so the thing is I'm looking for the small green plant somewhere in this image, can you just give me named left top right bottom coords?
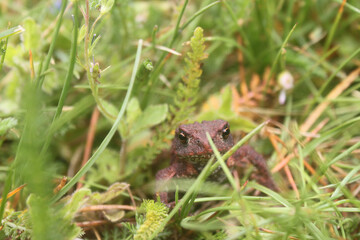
left=170, top=26, right=207, bottom=124
left=133, top=200, right=169, bottom=240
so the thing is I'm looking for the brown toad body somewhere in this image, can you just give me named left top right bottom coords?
left=156, top=119, right=278, bottom=203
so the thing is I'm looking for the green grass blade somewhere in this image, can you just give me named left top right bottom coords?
left=206, top=132, right=237, bottom=190
left=180, top=1, right=221, bottom=30
left=51, top=39, right=143, bottom=203
left=248, top=182, right=292, bottom=208
left=0, top=169, right=13, bottom=223
left=36, top=0, right=68, bottom=89
left=331, top=165, right=360, bottom=199
left=325, top=141, right=360, bottom=171
left=332, top=0, right=360, bottom=14
left=53, top=2, right=79, bottom=120
left=0, top=25, right=25, bottom=40
left=264, top=23, right=297, bottom=90
left=318, top=47, right=360, bottom=96
left=323, top=0, right=345, bottom=52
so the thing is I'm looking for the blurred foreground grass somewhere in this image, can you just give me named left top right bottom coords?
left=0, top=0, right=360, bottom=239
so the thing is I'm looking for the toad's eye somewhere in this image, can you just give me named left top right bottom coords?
left=178, top=131, right=188, bottom=144
left=222, top=126, right=230, bottom=139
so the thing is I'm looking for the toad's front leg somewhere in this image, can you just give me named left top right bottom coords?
left=228, top=145, right=278, bottom=191
left=156, top=161, right=198, bottom=204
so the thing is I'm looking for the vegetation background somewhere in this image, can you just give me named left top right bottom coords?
left=0, top=0, right=360, bottom=239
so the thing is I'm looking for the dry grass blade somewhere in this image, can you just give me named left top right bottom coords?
left=300, top=68, right=360, bottom=133
left=0, top=184, right=26, bottom=204
left=77, top=107, right=100, bottom=189
left=79, top=205, right=136, bottom=212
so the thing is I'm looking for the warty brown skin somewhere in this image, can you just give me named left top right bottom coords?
left=156, top=119, right=278, bottom=204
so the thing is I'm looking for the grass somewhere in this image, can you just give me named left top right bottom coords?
left=0, top=0, right=360, bottom=239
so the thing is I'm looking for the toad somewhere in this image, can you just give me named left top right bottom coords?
left=156, top=119, right=278, bottom=203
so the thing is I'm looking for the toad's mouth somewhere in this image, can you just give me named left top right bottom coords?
left=177, top=152, right=226, bottom=163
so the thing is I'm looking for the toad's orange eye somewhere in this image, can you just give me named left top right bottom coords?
left=222, top=126, right=230, bottom=139
left=178, top=131, right=188, bottom=144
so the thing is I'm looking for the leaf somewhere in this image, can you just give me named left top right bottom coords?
left=103, top=210, right=125, bottom=222
left=89, top=0, right=101, bottom=9
left=131, top=104, right=168, bottom=135
left=60, top=188, right=91, bottom=221
left=118, top=98, right=142, bottom=138
left=23, top=18, right=41, bottom=51
left=0, top=117, right=18, bottom=136
left=27, top=189, right=89, bottom=240
left=87, top=149, right=122, bottom=184
left=99, top=98, right=119, bottom=119
left=90, top=182, right=129, bottom=204
left=100, top=0, right=115, bottom=15
left=218, top=85, right=234, bottom=116
left=0, top=25, right=25, bottom=40
left=77, top=24, right=86, bottom=44
left=126, top=97, right=142, bottom=125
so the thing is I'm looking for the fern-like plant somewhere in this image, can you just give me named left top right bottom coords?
left=171, top=27, right=207, bottom=124
left=133, top=200, right=169, bottom=240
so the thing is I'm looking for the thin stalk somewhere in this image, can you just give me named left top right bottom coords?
left=141, top=0, right=189, bottom=107
left=0, top=169, right=13, bottom=224
left=323, top=0, right=345, bottom=52
left=264, top=23, right=297, bottom=92
left=0, top=26, right=9, bottom=73
left=151, top=25, right=158, bottom=50
left=39, top=3, right=79, bottom=159
left=206, top=132, right=237, bottom=190
left=53, top=2, right=79, bottom=120
left=36, top=0, right=68, bottom=89
left=318, top=47, right=360, bottom=96
left=180, top=1, right=220, bottom=31
left=283, top=0, right=295, bottom=36
left=51, top=39, right=143, bottom=204
left=332, top=0, right=360, bottom=14
left=84, top=4, right=115, bottom=120
left=169, top=0, right=189, bottom=48
left=222, top=0, right=250, bottom=50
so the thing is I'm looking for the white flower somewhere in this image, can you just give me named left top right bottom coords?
left=279, top=89, right=287, bottom=105
left=277, top=71, right=294, bottom=105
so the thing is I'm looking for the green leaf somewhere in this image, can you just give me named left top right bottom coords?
left=118, top=98, right=142, bottom=138
left=131, top=104, right=168, bottom=135
left=0, top=25, right=24, bottom=40
left=100, top=0, right=115, bottom=15
left=218, top=85, right=233, bottom=116
left=89, top=0, right=101, bottom=9
left=126, top=97, right=142, bottom=125
left=59, top=188, right=91, bottom=221
left=87, top=148, right=122, bottom=184
left=27, top=189, right=90, bottom=240
left=77, top=24, right=86, bottom=44
left=99, top=98, right=119, bottom=120
left=103, top=210, right=125, bottom=222
left=23, top=18, right=41, bottom=51
left=90, top=182, right=129, bottom=204
left=0, top=117, right=18, bottom=136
